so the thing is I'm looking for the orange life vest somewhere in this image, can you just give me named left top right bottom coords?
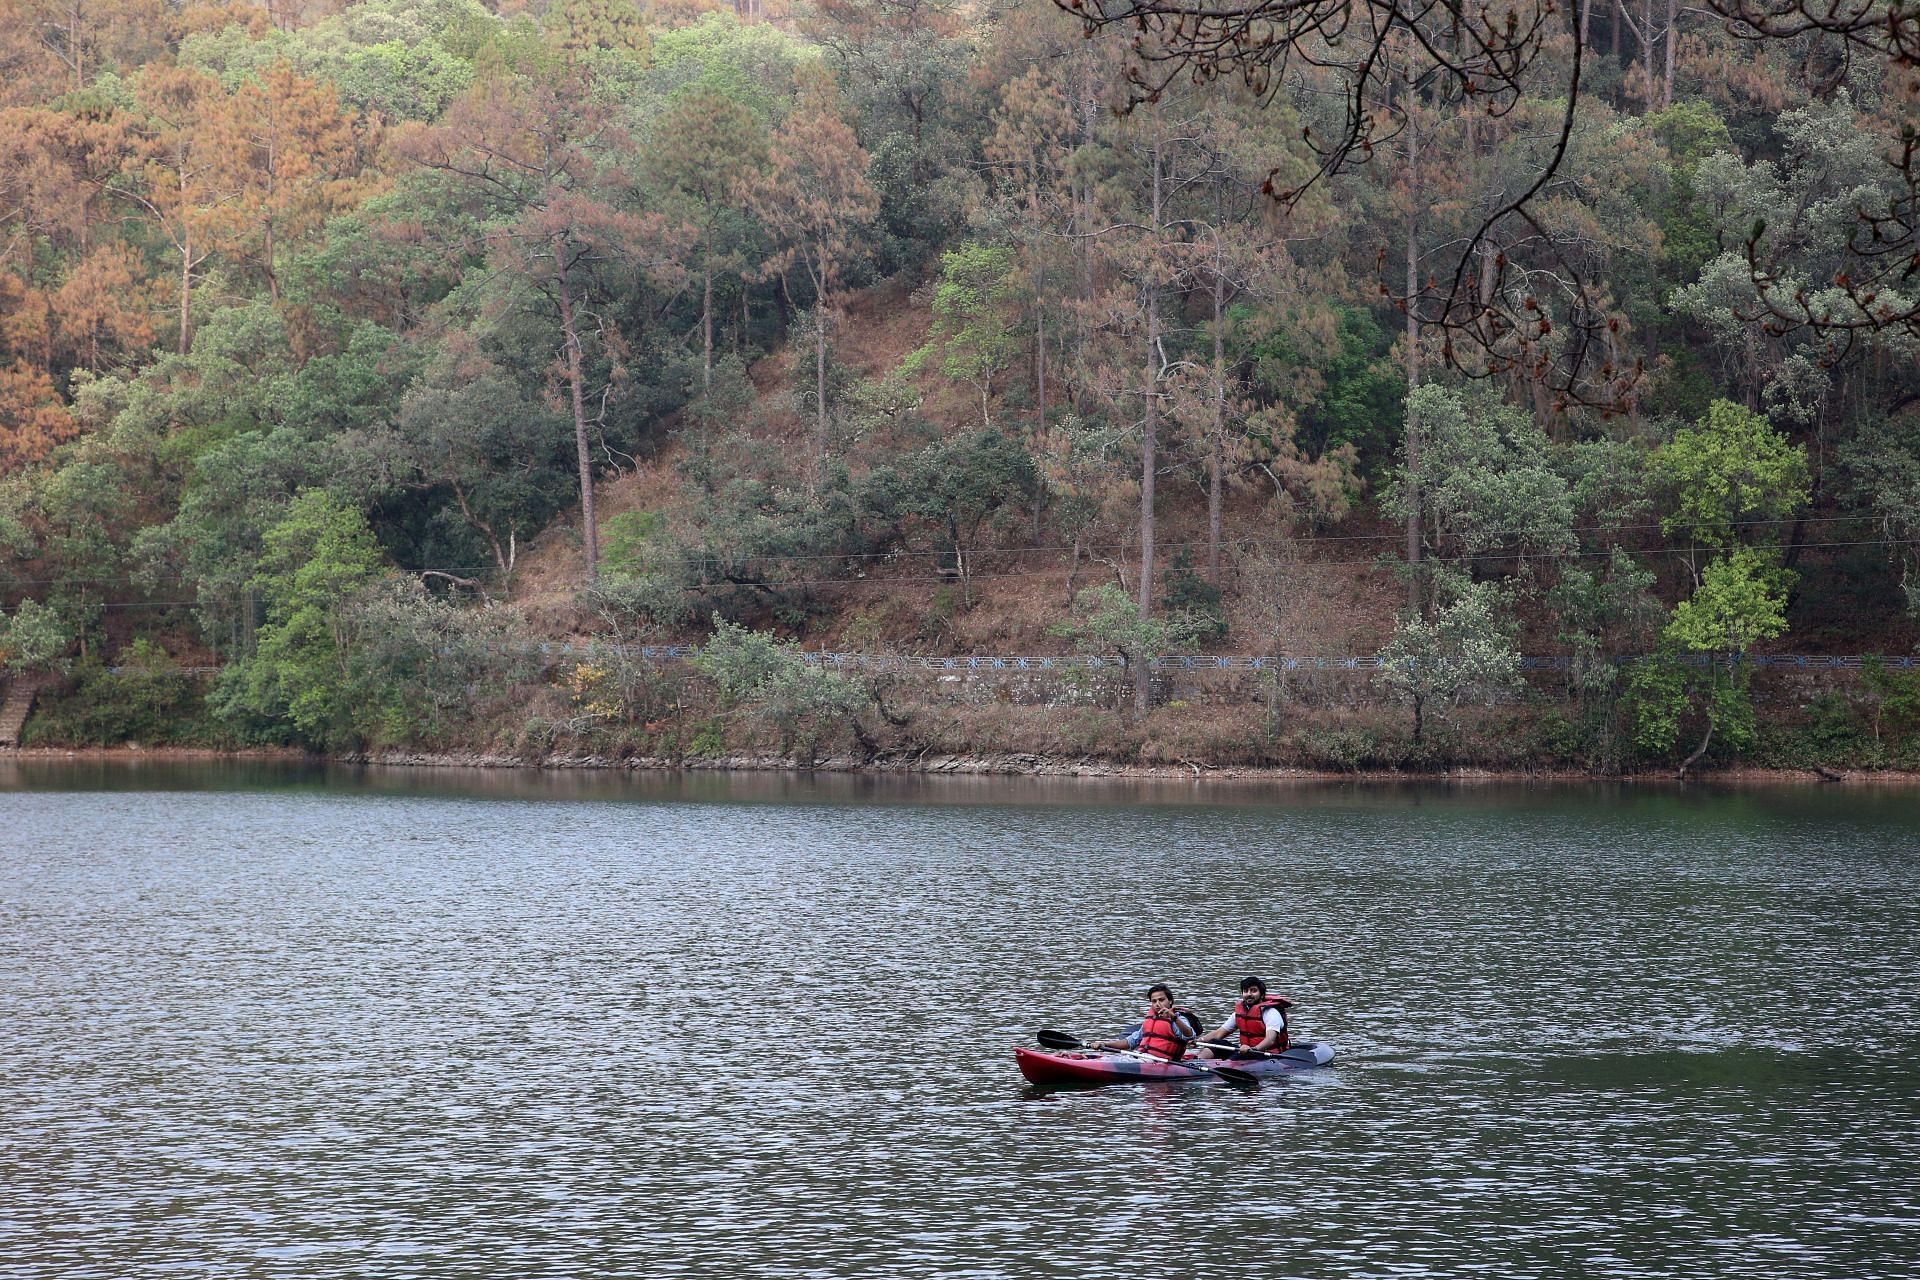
left=1137, top=1007, right=1195, bottom=1060
left=1233, top=996, right=1290, bottom=1049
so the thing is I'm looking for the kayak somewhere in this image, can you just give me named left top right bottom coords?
left=1014, top=1041, right=1335, bottom=1088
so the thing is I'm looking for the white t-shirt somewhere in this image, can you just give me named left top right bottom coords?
left=1213, top=1007, right=1286, bottom=1036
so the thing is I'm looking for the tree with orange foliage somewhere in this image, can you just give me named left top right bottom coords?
left=116, top=65, right=248, bottom=355
left=53, top=242, right=154, bottom=372
left=0, top=0, right=167, bottom=105
left=231, top=61, right=366, bottom=307
left=742, top=66, right=876, bottom=470
left=0, top=358, right=74, bottom=472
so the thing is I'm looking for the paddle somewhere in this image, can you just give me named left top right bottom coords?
left=1037, top=1028, right=1091, bottom=1050
left=1193, top=1040, right=1286, bottom=1061
left=1034, top=1028, right=1260, bottom=1087
left=1217, top=1040, right=1325, bottom=1060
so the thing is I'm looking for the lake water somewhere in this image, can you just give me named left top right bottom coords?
left=2, top=762, right=1918, bottom=1278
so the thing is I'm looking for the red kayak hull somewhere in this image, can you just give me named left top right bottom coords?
left=1014, top=1042, right=1334, bottom=1088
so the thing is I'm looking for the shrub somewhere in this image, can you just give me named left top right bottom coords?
left=693, top=615, right=870, bottom=760
left=21, top=643, right=219, bottom=746
left=1160, top=548, right=1228, bottom=640
left=334, top=578, right=540, bottom=748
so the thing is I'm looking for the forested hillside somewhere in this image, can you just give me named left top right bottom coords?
left=1, top=0, right=1916, bottom=772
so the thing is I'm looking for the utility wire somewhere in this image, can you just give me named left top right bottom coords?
left=3, top=511, right=1909, bottom=590
left=71, top=534, right=1920, bottom=608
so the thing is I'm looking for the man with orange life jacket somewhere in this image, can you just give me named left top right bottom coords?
left=1093, top=983, right=1199, bottom=1061
left=1195, top=976, right=1290, bottom=1058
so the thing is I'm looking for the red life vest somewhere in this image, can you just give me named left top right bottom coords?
left=1137, top=1007, right=1195, bottom=1061
left=1233, top=997, right=1290, bottom=1049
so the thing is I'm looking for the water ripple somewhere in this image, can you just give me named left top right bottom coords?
left=1, top=772, right=1917, bottom=1278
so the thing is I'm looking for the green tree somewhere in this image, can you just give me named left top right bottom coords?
left=898, top=428, right=1039, bottom=606
left=0, top=597, right=75, bottom=673
left=212, top=489, right=384, bottom=747
left=356, top=334, right=572, bottom=591
left=1374, top=579, right=1523, bottom=747
left=1650, top=399, right=1810, bottom=583
left=1052, top=583, right=1212, bottom=715
left=1386, top=384, right=1576, bottom=611
left=283, top=0, right=490, bottom=123
left=1840, top=412, right=1920, bottom=618
left=1626, top=547, right=1792, bottom=775
left=644, top=84, right=768, bottom=393
left=922, top=242, right=1021, bottom=428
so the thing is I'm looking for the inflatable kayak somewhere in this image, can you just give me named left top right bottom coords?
left=1015, top=1041, right=1334, bottom=1088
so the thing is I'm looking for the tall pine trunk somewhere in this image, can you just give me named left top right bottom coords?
left=554, top=237, right=599, bottom=585
left=1662, top=0, right=1677, bottom=107
left=1208, top=259, right=1226, bottom=585
left=702, top=261, right=713, bottom=393
left=1034, top=259, right=1047, bottom=420
left=1403, top=58, right=1422, bottom=616
left=815, top=304, right=829, bottom=467
left=1135, top=130, right=1163, bottom=719
left=179, top=232, right=192, bottom=355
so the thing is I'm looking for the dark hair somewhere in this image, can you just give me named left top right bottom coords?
left=1239, top=976, right=1266, bottom=994
left=1146, top=982, right=1174, bottom=1001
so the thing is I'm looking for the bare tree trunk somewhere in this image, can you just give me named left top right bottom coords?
left=179, top=235, right=192, bottom=355
left=451, top=479, right=516, bottom=591
left=1643, top=0, right=1657, bottom=107
left=264, top=216, right=280, bottom=307
left=1075, top=49, right=1097, bottom=409
left=1136, top=128, right=1163, bottom=718
left=702, top=261, right=713, bottom=393
left=1662, top=0, right=1677, bottom=108
left=1209, top=260, right=1226, bottom=586
left=1034, top=260, right=1046, bottom=421
left=1677, top=710, right=1716, bottom=777
left=815, top=304, right=829, bottom=465
left=554, top=238, right=599, bottom=585
left=1403, top=57, right=1423, bottom=616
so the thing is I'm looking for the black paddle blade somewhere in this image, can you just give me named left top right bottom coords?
left=1036, top=1029, right=1086, bottom=1050
left=1207, top=1063, right=1261, bottom=1088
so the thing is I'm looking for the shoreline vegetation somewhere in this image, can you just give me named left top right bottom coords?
left=7, top=744, right=1916, bottom=787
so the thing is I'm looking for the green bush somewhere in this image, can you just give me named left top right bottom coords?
left=1160, top=549, right=1228, bottom=640
left=1803, top=690, right=1875, bottom=763
left=1291, top=725, right=1395, bottom=772
left=337, top=579, right=541, bottom=748
left=694, top=616, right=869, bottom=760
left=22, top=644, right=222, bottom=746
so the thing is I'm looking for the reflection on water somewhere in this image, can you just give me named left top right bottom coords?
left=2, top=765, right=1917, bottom=1277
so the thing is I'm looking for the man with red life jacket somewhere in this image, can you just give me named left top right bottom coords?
left=1195, top=976, right=1291, bottom=1058
left=1094, top=983, right=1199, bottom=1061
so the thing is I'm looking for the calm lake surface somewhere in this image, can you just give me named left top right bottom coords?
left=2, top=762, right=1917, bottom=1279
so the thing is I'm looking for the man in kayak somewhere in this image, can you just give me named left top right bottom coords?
left=1093, top=983, right=1199, bottom=1061
left=1194, top=976, right=1290, bottom=1058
